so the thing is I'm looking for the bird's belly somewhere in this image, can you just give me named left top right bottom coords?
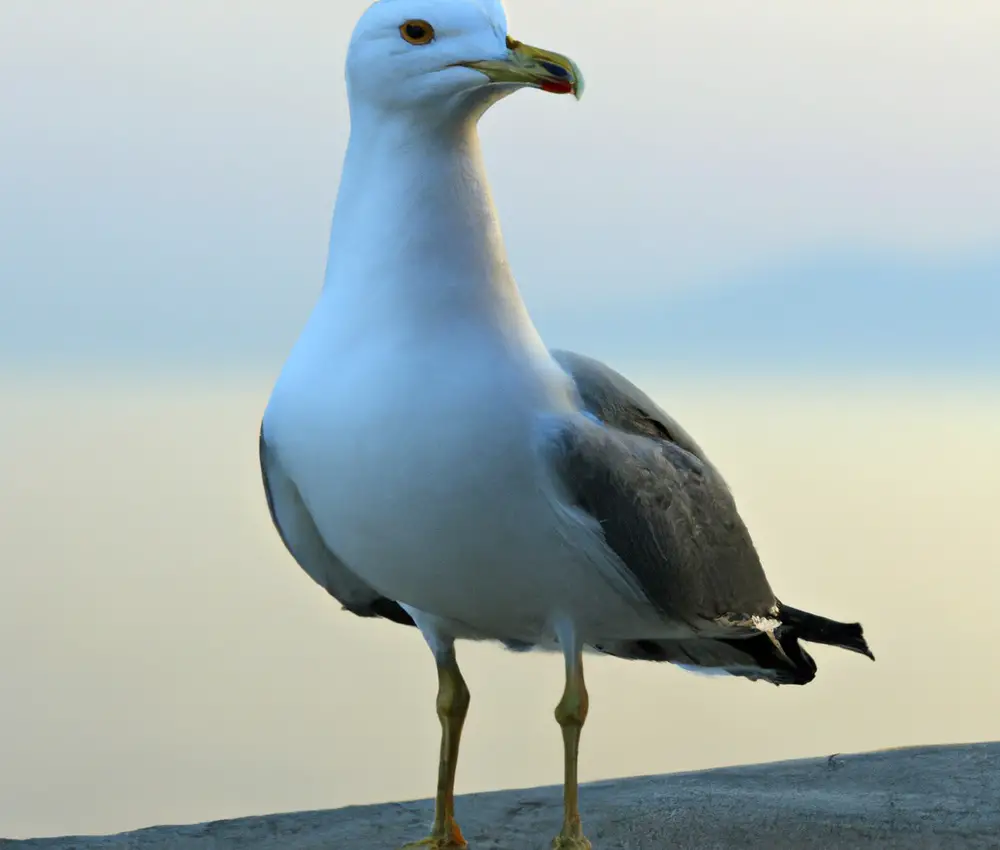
left=267, top=344, right=659, bottom=643
left=300, top=416, right=645, bottom=640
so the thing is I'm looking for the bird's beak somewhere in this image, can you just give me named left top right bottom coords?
left=458, top=37, right=584, bottom=100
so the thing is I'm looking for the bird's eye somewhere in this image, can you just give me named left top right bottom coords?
left=400, top=20, right=435, bottom=45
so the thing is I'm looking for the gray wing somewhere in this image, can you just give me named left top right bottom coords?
left=552, top=350, right=714, bottom=467
left=551, top=351, right=872, bottom=686
left=259, top=425, right=414, bottom=628
left=548, top=350, right=778, bottom=630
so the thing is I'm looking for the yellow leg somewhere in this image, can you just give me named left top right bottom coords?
left=552, top=643, right=591, bottom=850
left=401, top=647, right=471, bottom=850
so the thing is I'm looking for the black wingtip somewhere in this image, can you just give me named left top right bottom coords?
left=835, top=623, right=876, bottom=661
left=340, top=596, right=416, bottom=628
left=779, top=603, right=875, bottom=661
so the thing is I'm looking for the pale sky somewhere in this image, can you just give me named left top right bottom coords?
left=1, top=0, right=998, bottom=371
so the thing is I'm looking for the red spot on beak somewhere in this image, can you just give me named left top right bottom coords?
left=541, top=80, right=574, bottom=95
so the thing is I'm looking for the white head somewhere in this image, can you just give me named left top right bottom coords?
left=346, top=0, right=583, bottom=121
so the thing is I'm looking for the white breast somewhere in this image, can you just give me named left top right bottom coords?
left=263, top=309, right=657, bottom=643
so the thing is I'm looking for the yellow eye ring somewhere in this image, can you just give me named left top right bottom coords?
left=400, top=20, right=435, bottom=46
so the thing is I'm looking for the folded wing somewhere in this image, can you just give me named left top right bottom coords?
left=549, top=350, right=873, bottom=684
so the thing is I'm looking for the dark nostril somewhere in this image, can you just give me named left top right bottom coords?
left=540, top=60, right=569, bottom=79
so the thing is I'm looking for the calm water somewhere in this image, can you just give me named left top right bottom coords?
left=2, top=375, right=998, bottom=839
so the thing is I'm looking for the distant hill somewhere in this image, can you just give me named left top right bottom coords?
left=536, top=253, right=1000, bottom=377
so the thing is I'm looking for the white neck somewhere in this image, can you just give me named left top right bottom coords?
left=319, top=107, right=538, bottom=339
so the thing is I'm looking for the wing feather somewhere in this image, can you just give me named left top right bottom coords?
left=540, top=410, right=778, bottom=629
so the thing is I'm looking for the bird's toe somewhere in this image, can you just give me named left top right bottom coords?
left=399, top=826, right=468, bottom=850
left=552, top=836, right=592, bottom=850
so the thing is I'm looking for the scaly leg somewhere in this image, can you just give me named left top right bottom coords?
left=552, top=624, right=592, bottom=850
left=401, top=643, right=471, bottom=850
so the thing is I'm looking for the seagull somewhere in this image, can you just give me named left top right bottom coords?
left=258, top=1, right=874, bottom=848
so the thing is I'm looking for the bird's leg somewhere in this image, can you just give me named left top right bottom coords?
left=402, top=643, right=471, bottom=850
left=552, top=624, right=592, bottom=850
left=431, top=646, right=471, bottom=845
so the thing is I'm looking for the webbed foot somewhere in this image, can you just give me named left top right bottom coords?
left=400, top=820, right=467, bottom=849
left=552, top=836, right=592, bottom=850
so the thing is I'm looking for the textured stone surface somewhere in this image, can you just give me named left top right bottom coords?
left=5, top=743, right=998, bottom=850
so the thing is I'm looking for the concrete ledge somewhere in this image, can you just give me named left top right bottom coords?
left=4, top=743, right=998, bottom=849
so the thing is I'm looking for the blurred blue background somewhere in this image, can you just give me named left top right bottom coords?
left=3, top=0, right=997, bottom=376
left=1, top=0, right=998, bottom=840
